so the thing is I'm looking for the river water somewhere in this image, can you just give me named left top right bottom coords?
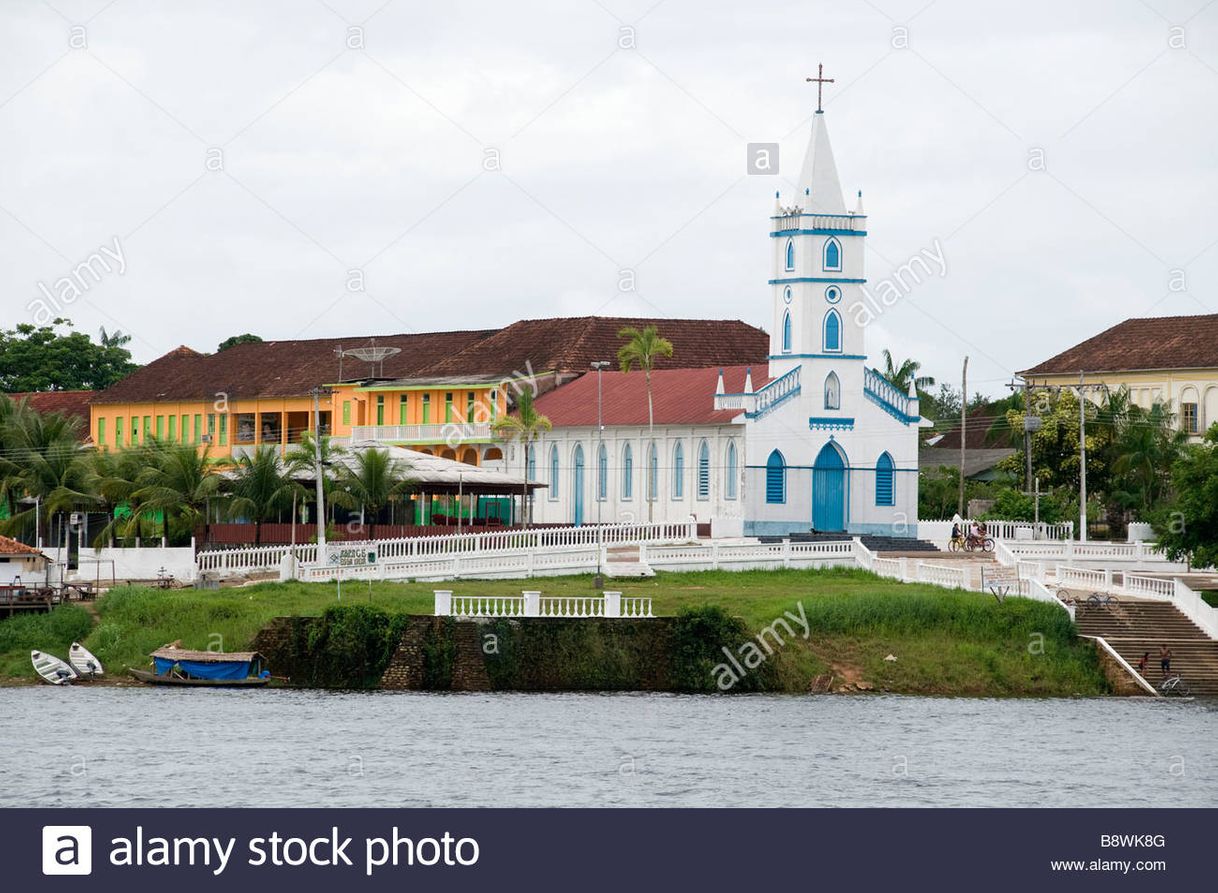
left=1, top=689, right=1214, bottom=807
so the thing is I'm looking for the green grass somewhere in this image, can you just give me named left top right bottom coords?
left=0, top=567, right=1110, bottom=695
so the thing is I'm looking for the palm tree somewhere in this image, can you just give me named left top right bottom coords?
left=0, top=407, right=89, bottom=546
left=492, top=387, right=552, bottom=527
left=285, top=431, right=345, bottom=528
left=131, top=441, right=224, bottom=545
left=881, top=349, right=935, bottom=393
left=85, top=444, right=147, bottom=547
left=0, top=393, right=32, bottom=522
left=225, top=447, right=297, bottom=545
left=617, top=324, right=674, bottom=522
left=331, top=448, right=410, bottom=540
left=98, top=327, right=132, bottom=349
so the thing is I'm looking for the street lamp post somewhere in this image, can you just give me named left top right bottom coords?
left=591, top=360, right=610, bottom=589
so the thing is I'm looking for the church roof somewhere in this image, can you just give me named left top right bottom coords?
left=1021, top=314, right=1218, bottom=376
left=797, top=112, right=846, bottom=214
left=534, top=365, right=768, bottom=427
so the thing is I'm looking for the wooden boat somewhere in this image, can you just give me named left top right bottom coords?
left=68, top=642, right=104, bottom=678
left=127, top=643, right=271, bottom=688
left=31, top=650, right=77, bottom=685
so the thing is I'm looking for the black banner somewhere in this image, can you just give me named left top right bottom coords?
left=6, top=808, right=1208, bottom=890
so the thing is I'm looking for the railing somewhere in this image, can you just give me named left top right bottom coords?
left=863, top=367, right=919, bottom=424
left=435, top=589, right=652, bottom=619
left=1121, top=574, right=1175, bottom=599
left=770, top=210, right=866, bottom=232
left=349, top=422, right=493, bottom=443
left=917, top=519, right=1074, bottom=543
left=915, top=561, right=969, bottom=589
left=202, top=520, right=697, bottom=578
left=746, top=367, right=801, bottom=420
left=1089, top=635, right=1161, bottom=696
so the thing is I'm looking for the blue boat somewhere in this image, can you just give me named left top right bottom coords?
left=128, top=642, right=271, bottom=687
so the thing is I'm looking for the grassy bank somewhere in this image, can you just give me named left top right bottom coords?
left=0, top=567, right=1109, bottom=695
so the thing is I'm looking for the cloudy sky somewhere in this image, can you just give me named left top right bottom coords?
left=2, top=0, right=1216, bottom=397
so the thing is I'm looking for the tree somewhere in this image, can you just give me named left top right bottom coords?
left=1154, top=424, right=1218, bottom=569
left=331, top=448, right=410, bottom=540
left=0, top=405, right=89, bottom=544
left=492, top=387, right=552, bottom=527
left=617, top=324, right=674, bottom=522
left=217, top=333, right=263, bottom=352
left=881, top=349, right=935, bottom=394
left=225, top=447, right=296, bottom=545
left=0, top=319, right=138, bottom=391
left=285, top=431, right=345, bottom=527
left=131, top=441, right=225, bottom=545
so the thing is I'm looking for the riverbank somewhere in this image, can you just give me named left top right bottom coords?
left=0, top=568, right=1110, bottom=695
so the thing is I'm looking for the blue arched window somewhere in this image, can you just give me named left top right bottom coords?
left=824, top=310, right=842, bottom=352
left=784, top=238, right=795, bottom=271
left=875, top=452, right=895, bottom=506
left=823, top=237, right=841, bottom=271
left=725, top=440, right=738, bottom=500
left=696, top=439, right=710, bottom=500
left=549, top=444, right=559, bottom=500
left=672, top=441, right=685, bottom=499
left=621, top=443, right=633, bottom=499
left=765, top=449, right=786, bottom=504
left=782, top=311, right=792, bottom=353
left=647, top=442, right=658, bottom=502
left=526, top=446, right=536, bottom=481
left=597, top=442, right=608, bottom=501
left=824, top=371, right=841, bottom=410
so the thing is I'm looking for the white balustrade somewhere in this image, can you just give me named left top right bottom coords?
left=436, top=589, right=652, bottom=619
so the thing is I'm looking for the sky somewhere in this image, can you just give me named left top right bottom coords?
left=2, top=0, right=1216, bottom=398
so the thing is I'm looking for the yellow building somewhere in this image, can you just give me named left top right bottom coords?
left=1020, top=313, right=1218, bottom=441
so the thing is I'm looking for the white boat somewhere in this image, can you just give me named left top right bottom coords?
left=31, top=650, right=77, bottom=685
left=68, top=642, right=104, bottom=678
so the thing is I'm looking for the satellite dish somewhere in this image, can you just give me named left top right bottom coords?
left=341, top=344, right=401, bottom=377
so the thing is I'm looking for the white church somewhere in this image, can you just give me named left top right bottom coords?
left=527, top=93, right=923, bottom=538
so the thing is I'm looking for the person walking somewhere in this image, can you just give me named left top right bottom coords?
left=1136, top=651, right=1149, bottom=676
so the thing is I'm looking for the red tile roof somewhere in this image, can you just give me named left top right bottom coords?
left=91, top=317, right=769, bottom=404
left=6, top=391, right=95, bottom=436
left=1021, top=314, right=1218, bottom=376
left=534, top=365, right=769, bottom=427
left=0, top=535, right=46, bottom=558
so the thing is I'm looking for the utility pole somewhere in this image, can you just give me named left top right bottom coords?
left=591, top=360, right=610, bottom=589
left=1024, top=380, right=1033, bottom=494
left=1078, top=371, right=1087, bottom=543
left=311, top=387, right=328, bottom=555
left=958, top=356, right=968, bottom=517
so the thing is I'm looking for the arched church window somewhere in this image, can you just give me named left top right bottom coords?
left=782, top=311, right=792, bottom=353
left=875, top=452, right=895, bottom=506
left=824, top=371, right=841, bottom=410
left=823, top=237, right=841, bottom=271
left=549, top=444, right=560, bottom=500
left=785, top=239, right=795, bottom=271
left=672, top=441, right=685, bottom=499
left=765, top=450, right=786, bottom=504
left=824, top=310, right=842, bottom=352
left=696, top=439, right=710, bottom=500
left=597, top=442, right=608, bottom=501
left=725, top=441, right=738, bottom=500
left=621, top=443, right=633, bottom=500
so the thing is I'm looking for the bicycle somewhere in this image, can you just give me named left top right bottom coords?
left=948, top=535, right=966, bottom=553
left=1160, top=675, right=1191, bottom=697
left=1084, top=591, right=1118, bottom=608
left=964, top=535, right=995, bottom=554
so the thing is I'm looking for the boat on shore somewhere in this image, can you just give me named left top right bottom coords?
left=31, top=650, right=76, bottom=685
left=128, top=643, right=271, bottom=688
left=68, top=642, right=104, bottom=678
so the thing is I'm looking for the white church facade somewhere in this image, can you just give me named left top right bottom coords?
left=529, top=96, right=923, bottom=538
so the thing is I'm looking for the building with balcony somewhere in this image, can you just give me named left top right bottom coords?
left=1020, top=314, right=1218, bottom=441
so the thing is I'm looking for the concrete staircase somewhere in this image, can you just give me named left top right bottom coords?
left=1075, top=600, right=1218, bottom=696
left=603, top=545, right=655, bottom=578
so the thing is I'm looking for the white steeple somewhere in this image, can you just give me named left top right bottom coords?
left=797, top=111, right=846, bottom=214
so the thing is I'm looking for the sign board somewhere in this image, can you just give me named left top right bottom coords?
left=324, top=545, right=378, bottom=567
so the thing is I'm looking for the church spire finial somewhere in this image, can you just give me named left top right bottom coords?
left=805, top=63, right=835, bottom=113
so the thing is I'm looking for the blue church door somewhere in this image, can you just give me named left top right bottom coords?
left=573, top=445, right=585, bottom=526
left=812, top=442, right=847, bottom=532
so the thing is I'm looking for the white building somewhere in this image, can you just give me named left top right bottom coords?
left=527, top=102, right=923, bottom=538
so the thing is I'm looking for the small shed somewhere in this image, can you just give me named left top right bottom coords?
left=0, top=535, right=52, bottom=585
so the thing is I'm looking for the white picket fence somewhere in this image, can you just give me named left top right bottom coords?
left=917, top=518, right=1074, bottom=543
left=435, top=589, right=653, bottom=619
left=1045, top=565, right=1218, bottom=639
left=200, top=520, right=698, bottom=579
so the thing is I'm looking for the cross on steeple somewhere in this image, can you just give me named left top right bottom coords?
left=806, top=63, right=835, bottom=113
